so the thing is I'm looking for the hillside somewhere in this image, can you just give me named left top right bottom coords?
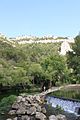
left=0, top=35, right=68, bottom=90
left=0, top=34, right=79, bottom=93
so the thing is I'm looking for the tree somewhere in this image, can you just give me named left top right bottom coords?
left=27, top=63, right=44, bottom=86
left=67, top=34, right=80, bottom=83
left=41, top=55, right=69, bottom=87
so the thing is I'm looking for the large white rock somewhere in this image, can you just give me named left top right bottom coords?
left=49, top=115, right=58, bottom=120
left=60, top=40, right=73, bottom=55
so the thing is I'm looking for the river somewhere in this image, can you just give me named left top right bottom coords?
left=45, top=86, right=80, bottom=120
left=46, top=96, right=80, bottom=114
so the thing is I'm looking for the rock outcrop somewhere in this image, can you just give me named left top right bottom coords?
left=49, top=114, right=67, bottom=120
left=7, top=94, right=46, bottom=120
left=7, top=94, right=67, bottom=120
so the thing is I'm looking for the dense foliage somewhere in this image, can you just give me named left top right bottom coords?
left=0, top=38, right=68, bottom=91
left=0, top=95, right=16, bottom=113
left=0, top=35, right=79, bottom=92
left=67, top=34, right=80, bottom=83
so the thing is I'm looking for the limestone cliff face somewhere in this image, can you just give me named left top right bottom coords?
left=60, top=40, right=73, bottom=55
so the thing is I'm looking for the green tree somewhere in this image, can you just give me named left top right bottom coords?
left=28, top=63, right=44, bottom=86
left=67, top=34, right=80, bottom=83
left=41, top=55, right=69, bottom=87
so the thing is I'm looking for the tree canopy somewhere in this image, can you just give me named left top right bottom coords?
left=0, top=35, right=79, bottom=91
left=67, top=34, right=80, bottom=83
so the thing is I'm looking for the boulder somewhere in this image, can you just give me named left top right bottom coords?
left=36, top=95, right=42, bottom=103
left=56, top=114, right=67, bottom=120
left=12, top=102, right=19, bottom=110
left=21, top=97, right=26, bottom=102
left=35, top=112, right=46, bottom=120
left=25, top=96, right=33, bottom=104
left=24, top=101, right=29, bottom=106
left=21, top=115, right=30, bottom=120
left=41, top=107, right=46, bottom=114
left=13, top=117, right=17, bottom=120
left=36, top=105, right=42, bottom=112
left=8, top=110, right=16, bottom=115
left=19, top=102, right=27, bottom=109
left=27, top=106, right=36, bottom=115
left=16, top=106, right=26, bottom=115
left=17, top=96, right=23, bottom=103
left=49, top=115, right=58, bottom=120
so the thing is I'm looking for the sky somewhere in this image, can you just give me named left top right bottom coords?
left=0, top=0, right=80, bottom=37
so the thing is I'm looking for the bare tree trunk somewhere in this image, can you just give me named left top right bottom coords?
left=49, top=80, right=52, bottom=88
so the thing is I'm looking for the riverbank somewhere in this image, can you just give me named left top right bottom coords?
left=39, top=84, right=80, bottom=97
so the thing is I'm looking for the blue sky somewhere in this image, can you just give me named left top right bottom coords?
left=0, top=0, right=80, bottom=37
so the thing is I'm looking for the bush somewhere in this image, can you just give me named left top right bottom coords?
left=0, top=95, right=17, bottom=114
